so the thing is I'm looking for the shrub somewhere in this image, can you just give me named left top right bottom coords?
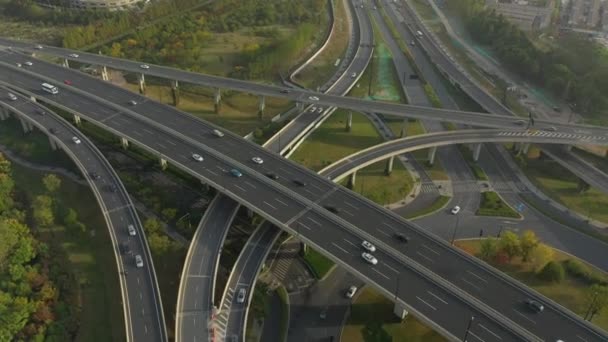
left=538, top=261, right=565, bottom=283
left=563, top=259, right=608, bottom=286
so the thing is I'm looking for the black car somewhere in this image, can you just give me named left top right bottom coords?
left=280, top=89, right=290, bottom=94
left=324, top=205, right=340, bottom=214
left=409, top=74, right=419, bottom=79
left=293, top=179, right=306, bottom=187
left=266, top=172, right=279, bottom=180
left=394, top=233, right=410, bottom=243
left=524, top=299, right=544, bottom=313
left=108, top=184, right=118, bottom=193
left=90, top=172, right=101, bottom=180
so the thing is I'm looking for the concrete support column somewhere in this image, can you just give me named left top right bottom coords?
left=565, top=145, right=573, bottom=152
left=428, top=147, right=437, bottom=166
left=522, top=143, right=530, bottom=155
left=20, top=118, right=32, bottom=133
left=0, top=107, right=9, bottom=120
left=347, top=171, right=356, bottom=189
left=29, top=96, right=37, bottom=103
left=120, top=137, right=129, bottom=149
left=247, top=208, right=254, bottom=218
left=73, top=114, right=81, bottom=126
left=48, top=135, right=58, bottom=151
left=170, top=80, right=179, bottom=106
left=138, top=73, right=146, bottom=95
left=472, top=143, right=482, bottom=162
left=393, top=303, right=409, bottom=320
left=258, top=95, right=265, bottom=118
left=345, top=111, right=353, bottom=132
left=101, top=66, right=109, bottom=81
left=296, top=102, right=304, bottom=111
left=214, top=88, right=222, bottom=113
left=385, top=156, right=395, bottom=176
left=159, top=157, right=167, bottom=170
left=62, top=58, right=70, bottom=68
left=400, top=119, right=408, bottom=138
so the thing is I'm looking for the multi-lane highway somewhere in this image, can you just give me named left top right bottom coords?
left=3, top=53, right=607, bottom=341
left=321, top=129, right=608, bottom=181
left=0, top=93, right=167, bottom=342
left=3, top=38, right=608, bottom=137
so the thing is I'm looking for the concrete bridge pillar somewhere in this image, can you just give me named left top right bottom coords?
left=522, top=143, right=530, bottom=155
left=393, top=302, right=409, bottom=320
left=120, top=137, right=129, bottom=149
left=258, top=95, right=266, bottom=118
left=170, top=80, right=180, bottom=106
left=159, top=157, right=168, bottom=170
left=400, top=119, right=408, bottom=138
left=347, top=171, right=356, bottom=188
left=346, top=111, right=353, bottom=132
left=0, top=107, right=9, bottom=120
left=296, top=102, right=304, bottom=111
left=62, top=58, right=70, bottom=68
left=247, top=208, right=254, bottom=218
left=385, top=156, right=395, bottom=176
left=29, top=96, right=37, bottom=103
left=48, top=135, right=58, bottom=150
left=73, top=114, right=81, bottom=126
left=20, top=117, right=32, bottom=133
left=472, top=143, right=482, bottom=162
left=565, top=145, right=573, bottom=152
left=428, top=147, right=437, bottom=166
left=214, top=88, right=222, bottom=113
left=138, top=73, right=146, bottom=95
left=101, top=66, right=109, bottom=81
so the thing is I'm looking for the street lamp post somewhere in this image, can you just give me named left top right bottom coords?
left=451, top=215, right=461, bottom=245
left=462, top=316, right=475, bottom=341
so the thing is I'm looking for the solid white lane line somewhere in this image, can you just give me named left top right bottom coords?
left=468, top=331, right=486, bottom=342
left=421, top=244, right=440, bottom=256
left=233, top=184, right=246, bottom=192
left=460, top=278, right=481, bottom=291
left=299, top=222, right=312, bottom=231
left=344, top=201, right=358, bottom=210
left=478, top=324, right=502, bottom=340
left=416, top=296, right=437, bottom=311
left=263, top=201, right=277, bottom=210
left=384, top=263, right=400, bottom=274
left=372, top=268, right=390, bottom=280
left=332, top=242, right=350, bottom=255
left=512, top=309, right=536, bottom=325
left=275, top=198, right=288, bottom=206
left=343, top=239, right=357, bottom=247
left=427, top=291, right=448, bottom=305
left=342, top=209, right=354, bottom=217
left=467, top=270, right=488, bottom=283
left=416, top=251, right=434, bottom=263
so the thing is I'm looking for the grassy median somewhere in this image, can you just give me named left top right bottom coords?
left=476, top=191, right=520, bottom=218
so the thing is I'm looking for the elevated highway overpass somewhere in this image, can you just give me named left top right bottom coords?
left=0, top=93, right=167, bottom=342
left=2, top=56, right=608, bottom=341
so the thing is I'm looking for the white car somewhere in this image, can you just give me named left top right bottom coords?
left=362, top=252, right=378, bottom=265
left=135, top=255, right=144, bottom=268
left=361, top=240, right=376, bottom=253
left=309, top=96, right=320, bottom=101
left=451, top=206, right=461, bottom=215
left=237, top=288, right=247, bottom=303
left=309, top=107, right=316, bottom=113
left=212, top=129, right=224, bottom=137
left=127, top=224, right=136, bottom=236
left=68, top=53, right=79, bottom=58
left=35, top=45, right=43, bottom=50
left=8, top=93, right=17, bottom=101
left=345, top=286, right=358, bottom=299
left=24, top=61, right=33, bottom=66
left=192, top=154, right=204, bottom=162
left=252, top=157, right=263, bottom=164
left=317, top=107, right=323, bottom=113
left=128, top=100, right=138, bottom=106
left=351, top=72, right=357, bottom=78
left=15, top=63, right=21, bottom=68
left=140, top=64, right=150, bottom=69
left=72, top=136, right=81, bottom=144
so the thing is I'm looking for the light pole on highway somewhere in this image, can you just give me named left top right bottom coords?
left=462, top=316, right=474, bottom=341
left=450, top=215, right=460, bottom=245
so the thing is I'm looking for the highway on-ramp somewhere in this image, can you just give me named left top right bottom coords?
left=0, top=93, right=167, bottom=342
left=1, top=58, right=606, bottom=341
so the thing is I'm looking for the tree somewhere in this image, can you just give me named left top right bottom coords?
left=32, top=196, right=54, bottom=227
left=62, top=209, right=78, bottom=228
left=584, top=285, right=608, bottom=322
left=530, top=244, right=554, bottom=271
left=479, top=238, right=498, bottom=261
left=143, top=218, right=162, bottom=235
left=498, top=231, right=520, bottom=261
left=42, top=174, right=61, bottom=194
left=148, top=234, right=172, bottom=256
left=538, top=261, right=565, bottom=282
left=519, top=230, right=539, bottom=262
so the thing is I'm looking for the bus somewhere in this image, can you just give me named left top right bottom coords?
left=41, top=83, right=59, bottom=94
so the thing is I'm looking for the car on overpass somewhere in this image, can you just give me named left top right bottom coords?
left=230, top=169, right=243, bottom=178
left=192, top=154, right=204, bottom=162
left=361, top=252, right=378, bottom=265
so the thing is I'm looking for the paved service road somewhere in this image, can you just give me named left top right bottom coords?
left=2, top=39, right=608, bottom=136
left=0, top=93, right=167, bottom=342
left=1, top=60, right=606, bottom=341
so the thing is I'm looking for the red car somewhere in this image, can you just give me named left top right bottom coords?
left=63, top=80, right=72, bottom=85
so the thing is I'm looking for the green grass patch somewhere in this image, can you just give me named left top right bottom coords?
left=0, top=14, right=67, bottom=44
left=10, top=163, right=125, bottom=342
left=411, top=149, right=450, bottom=181
left=457, top=145, right=489, bottom=181
left=403, top=195, right=451, bottom=219
left=343, top=161, right=414, bottom=206
left=455, top=239, right=608, bottom=330
left=384, top=118, right=426, bottom=138
left=476, top=191, right=521, bottom=218
left=291, top=110, right=383, bottom=171
left=520, top=156, right=608, bottom=223
left=423, top=83, right=442, bottom=108
left=302, top=247, right=334, bottom=279
left=342, top=287, right=446, bottom=342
